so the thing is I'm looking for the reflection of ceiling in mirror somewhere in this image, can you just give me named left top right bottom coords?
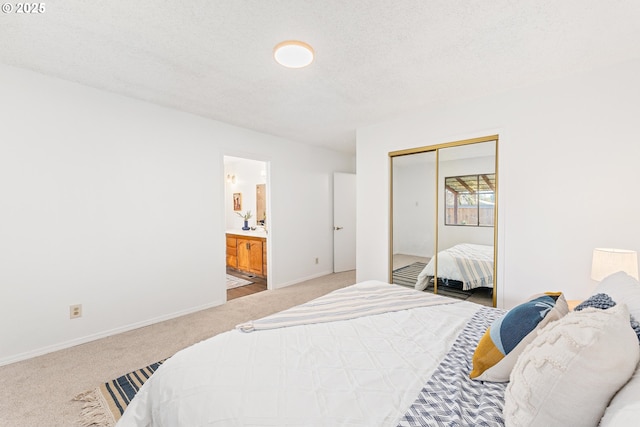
left=439, top=141, right=496, bottom=162
left=392, top=139, right=496, bottom=167
left=392, top=151, right=436, bottom=167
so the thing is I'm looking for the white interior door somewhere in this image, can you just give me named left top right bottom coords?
left=333, top=172, right=356, bottom=272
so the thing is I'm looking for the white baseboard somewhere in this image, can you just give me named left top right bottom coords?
left=0, top=299, right=225, bottom=367
left=2, top=271, right=344, bottom=367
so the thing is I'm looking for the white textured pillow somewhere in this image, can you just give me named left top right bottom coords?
left=503, top=304, right=640, bottom=427
left=594, top=272, right=640, bottom=320
left=600, top=402, right=640, bottom=427
left=600, top=360, right=640, bottom=426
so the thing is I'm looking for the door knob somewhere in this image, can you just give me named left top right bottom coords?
left=334, top=226, right=343, bottom=230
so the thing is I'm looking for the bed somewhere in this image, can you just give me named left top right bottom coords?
left=415, top=243, right=494, bottom=292
left=116, top=275, right=640, bottom=427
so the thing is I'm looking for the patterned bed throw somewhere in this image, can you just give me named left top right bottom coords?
left=236, top=280, right=455, bottom=332
left=449, top=244, right=493, bottom=290
left=398, top=307, right=507, bottom=427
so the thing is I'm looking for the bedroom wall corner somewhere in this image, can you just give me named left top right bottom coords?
left=0, top=64, right=355, bottom=366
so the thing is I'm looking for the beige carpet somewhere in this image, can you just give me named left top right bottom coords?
left=0, top=270, right=356, bottom=427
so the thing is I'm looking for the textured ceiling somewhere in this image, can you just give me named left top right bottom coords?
left=2, top=1, right=640, bottom=154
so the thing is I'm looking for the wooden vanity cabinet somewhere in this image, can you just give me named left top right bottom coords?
left=226, top=236, right=238, bottom=267
left=226, top=233, right=266, bottom=278
left=237, top=238, right=262, bottom=276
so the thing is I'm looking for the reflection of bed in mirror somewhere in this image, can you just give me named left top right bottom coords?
left=390, top=135, right=498, bottom=307
left=415, top=243, right=493, bottom=292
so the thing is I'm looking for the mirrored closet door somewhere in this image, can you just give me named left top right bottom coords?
left=390, top=136, right=498, bottom=307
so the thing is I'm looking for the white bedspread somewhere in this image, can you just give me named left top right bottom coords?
left=116, top=281, right=480, bottom=427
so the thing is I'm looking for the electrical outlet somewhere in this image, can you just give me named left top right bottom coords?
left=70, top=304, right=82, bottom=319
left=315, top=257, right=319, bottom=264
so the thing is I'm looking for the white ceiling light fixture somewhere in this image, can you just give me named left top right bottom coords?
left=273, top=40, right=314, bottom=68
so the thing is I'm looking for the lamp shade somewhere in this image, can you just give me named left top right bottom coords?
left=591, top=248, right=639, bottom=281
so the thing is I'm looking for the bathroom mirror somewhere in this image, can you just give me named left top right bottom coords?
left=256, top=184, right=266, bottom=225
left=390, top=136, right=498, bottom=307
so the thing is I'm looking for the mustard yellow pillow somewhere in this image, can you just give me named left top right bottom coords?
left=469, top=292, right=568, bottom=382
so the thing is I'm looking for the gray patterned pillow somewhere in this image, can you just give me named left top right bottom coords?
left=630, top=316, right=640, bottom=343
left=574, top=293, right=616, bottom=311
left=575, top=293, right=640, bottom=343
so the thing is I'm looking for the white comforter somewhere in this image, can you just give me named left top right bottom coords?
left=117, top=281, right=480, bottom=427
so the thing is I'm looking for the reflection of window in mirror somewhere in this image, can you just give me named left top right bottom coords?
left=445, top=174, right=495, bottom=226
left=256, top=184, right=266, bottom=225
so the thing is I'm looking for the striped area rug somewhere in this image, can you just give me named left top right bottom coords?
left=392, top=262, right=427, bottom=287
left=227, top=274, right=253, bottom=289
left=75, top=359, right=167, bottom=427
left=392, top=262, right=472, bottom=300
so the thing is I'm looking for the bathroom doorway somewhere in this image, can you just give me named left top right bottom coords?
left=224, top=155, right=269, bottom=300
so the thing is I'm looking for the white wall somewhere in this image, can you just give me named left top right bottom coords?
left=0, top=65, right=354, bottom=365
left=357, top=58, right=640, bottom=309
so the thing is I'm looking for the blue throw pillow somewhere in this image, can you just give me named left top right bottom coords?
left=470, top=292, right=569, bottom=382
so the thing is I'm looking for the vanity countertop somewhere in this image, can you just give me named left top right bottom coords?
left=226, top=229, right=268, bottom=239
